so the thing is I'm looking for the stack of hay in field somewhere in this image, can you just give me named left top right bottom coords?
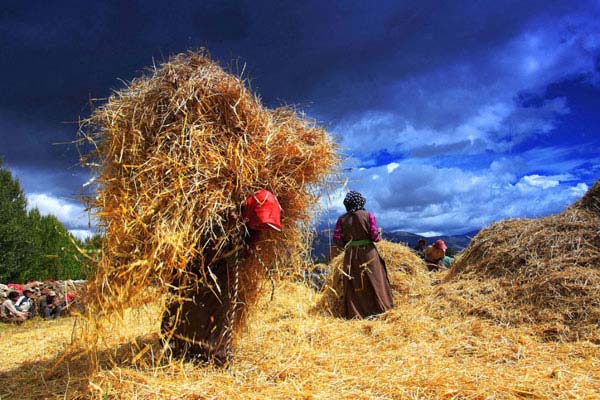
left=317, top=240, right=430, bottom=316
left=437, top=179, right=600, bottom=341
left=78, top=50, right=338, bottom=362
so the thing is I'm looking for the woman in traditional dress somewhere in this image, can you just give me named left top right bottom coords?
left=333, top=191, right=393, bottom=319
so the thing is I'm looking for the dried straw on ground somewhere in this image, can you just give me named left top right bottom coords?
left=437, top=179, right=600, bottom=341
left=2, top=281, right=599, bottom=399
left=78, top=50, right=338, bottom=361
left=316, top=240, right=430, bottom=316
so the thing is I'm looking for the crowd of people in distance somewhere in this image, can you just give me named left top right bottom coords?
left=0, top=283, right=79, bottom=324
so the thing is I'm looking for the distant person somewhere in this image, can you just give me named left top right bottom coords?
left=414, top=239, right=427, bottom=259
left=63, top=292, right=83, bottom=315
left=1, top=291, right=28, bottom=323
left=39, top=290, right=62, bottom=320
left=333, top=191, right=393, bottom=319
left=15, top=287, right=35, bottom=316
left=423, top=239, right=454, bottom=270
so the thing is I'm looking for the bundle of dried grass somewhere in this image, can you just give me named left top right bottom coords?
left=78, top=50, right=338, bottom=362
left=438, top=179, right=600, bottom=341
left=4, top=281, right=600, bottom=399
left=316, top=240, right=430, bottom=316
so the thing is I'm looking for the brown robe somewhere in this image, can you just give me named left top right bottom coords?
left=161, top=247, right=242, bottom=366
left=334, top=210, right=393, bottom=319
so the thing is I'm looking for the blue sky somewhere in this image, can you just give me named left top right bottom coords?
left=1, top=1, right=599, bottom=238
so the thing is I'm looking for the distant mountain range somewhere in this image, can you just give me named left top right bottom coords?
left=311, top=228, right=479, bottom=262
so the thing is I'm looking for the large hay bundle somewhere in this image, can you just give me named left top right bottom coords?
left=317, top=240, right=430, bottom=316
left=79, top=50, right=338, bottom=360
left=438, top=179, right=600, bottom=341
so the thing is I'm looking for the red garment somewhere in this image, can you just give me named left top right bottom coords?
left=7, top=284, right=23, bottom=295
left=243, top=189, right=282, bottom=231
left=333, top=211, right=380, bottom=243
left=433, top=239, right=447, bottom=250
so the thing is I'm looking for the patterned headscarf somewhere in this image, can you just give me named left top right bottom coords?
left=343, top=191, right=366, bottom=213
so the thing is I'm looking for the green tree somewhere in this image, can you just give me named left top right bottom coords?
left=20, top=211, right=84, bottom=281
left=0, top=160, right=30, bottom=282
left=81, top=233, right=103, bottom=276
left=0, top=160, right=87, bottom=281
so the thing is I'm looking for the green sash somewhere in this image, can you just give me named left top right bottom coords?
left=346, top=239, right=374, bottom=248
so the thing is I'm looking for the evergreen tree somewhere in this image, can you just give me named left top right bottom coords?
left=20, top=211, right=84, bottom=281
left=0, top=160, right=87, bottom=281
left=0, top=160, right=30, bottom=281
left=81, top=233, right=103, bottom=276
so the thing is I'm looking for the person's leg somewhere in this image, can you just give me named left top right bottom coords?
left=443, top=256, right=454, bottom=268
left=56, top=302, right=65, bottom=318
left=51, top=306, right=61, bottom=319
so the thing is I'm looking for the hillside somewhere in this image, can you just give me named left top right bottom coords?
left=311, top=227, right=477, bottom=261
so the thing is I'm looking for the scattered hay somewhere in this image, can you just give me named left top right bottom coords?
left=316, top=240, right=430, bottom=317
left=2, top=281, right=599, bottom=399
left=77, top=50, right=338, bottom=364
left=439, top=179, right=600, bottom=341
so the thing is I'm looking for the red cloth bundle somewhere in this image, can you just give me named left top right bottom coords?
left=243, top=189, right=282, bottom=231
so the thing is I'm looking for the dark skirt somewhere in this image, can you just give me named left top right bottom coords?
left=161, top=259, right=238, bottom=366
left=342, top=243, right=393, bottom=319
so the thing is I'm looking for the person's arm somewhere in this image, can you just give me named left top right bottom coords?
left=6, top=301, right=27, bottom=318
left=368, top=213, right=381, bottom=242
left=332, top=218, right=345, bottom=248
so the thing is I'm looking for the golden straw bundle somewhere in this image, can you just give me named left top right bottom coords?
left=78, top=50, right=338, bottom=363
left=438, top=179, right=600, bottom=341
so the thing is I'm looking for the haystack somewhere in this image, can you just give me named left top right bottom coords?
left=438, top=179, right=600, bottom=341
left=316, top=240, right=430, bottom=316
left=79, top=50, right=338, bottom=362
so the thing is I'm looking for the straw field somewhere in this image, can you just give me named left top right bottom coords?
left=1, top=247, right=599, bottom=399
left=317, top=240, right=431, bottom=316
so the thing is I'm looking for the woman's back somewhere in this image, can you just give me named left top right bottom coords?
left=337, top=209, right=372, bottom=242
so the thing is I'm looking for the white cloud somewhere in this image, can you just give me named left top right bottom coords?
left=26, top=193, right=90, bottom=230
left=68, top=229, right=95, bottom=241
left=322, top=13, right=600, bottom=235
left=319, top=187, right=347, bottom=216
left=518, top=174, right=563, bottom=190
left=386, top=162, right=400, bottom=173
left=570, top=183, right=589, bottom=197
left=327, top=158, right=591, bottom=235
left=417, top=231, right=443, bottom=237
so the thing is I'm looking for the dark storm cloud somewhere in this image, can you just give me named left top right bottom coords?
left=1, top=1, right=592, bottom=122
left=1, top=0, right=599, bottom=237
